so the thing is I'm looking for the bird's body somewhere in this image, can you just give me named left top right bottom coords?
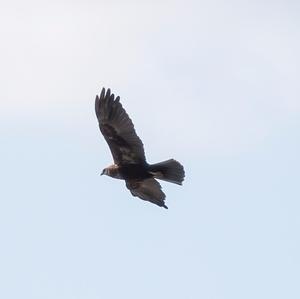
left=95, top=88, right=185, bottom=209
left=103, top=163, right=151, bottom=180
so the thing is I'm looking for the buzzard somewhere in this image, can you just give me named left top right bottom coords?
left=95, top=88, right=185, bottom=209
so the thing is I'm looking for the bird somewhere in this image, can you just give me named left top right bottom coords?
left=95, top=87, right=185, bottom=209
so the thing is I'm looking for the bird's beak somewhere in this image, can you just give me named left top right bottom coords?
left=100, top=170, right=104, bottom=175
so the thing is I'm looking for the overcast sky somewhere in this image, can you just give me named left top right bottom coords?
left=1, top=1, right=300, bottom=298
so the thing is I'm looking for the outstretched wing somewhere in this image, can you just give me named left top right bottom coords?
left=95, top=88, right=146, bottom=165
left=126, top=179, right=167, bottom=209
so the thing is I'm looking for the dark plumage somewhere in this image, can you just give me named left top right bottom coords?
left=95, top=87, right=185, bottom=209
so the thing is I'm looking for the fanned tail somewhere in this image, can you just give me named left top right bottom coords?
left=149, top=159, right=185, bottom=185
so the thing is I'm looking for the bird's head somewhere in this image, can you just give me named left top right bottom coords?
left=100, top=165, right=120, bottom=178
left=101, top=168, right=109, bottom=176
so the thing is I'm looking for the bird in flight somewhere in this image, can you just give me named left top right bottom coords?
left=95, top=88, right=185, bottom=209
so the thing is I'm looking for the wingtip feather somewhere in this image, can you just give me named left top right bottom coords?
left=95, top=95, right=100, bottom=116
left=106, top=88, right=111, bottom=99
left=100, top=88, right=105, bottom=99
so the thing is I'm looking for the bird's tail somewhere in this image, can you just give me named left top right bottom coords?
left=149, top=159, right=185, bottom=185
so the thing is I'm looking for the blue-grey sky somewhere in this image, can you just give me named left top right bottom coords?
left=1, top=1, right=300, bottom=298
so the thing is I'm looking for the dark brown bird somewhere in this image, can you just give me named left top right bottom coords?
left=95, top=88, right=185, bottom=209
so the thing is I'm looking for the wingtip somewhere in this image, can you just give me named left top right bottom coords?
left=95, top=95, right=100, bottom=115
left=100, top=87, right=105, bottom=99
left=98, top=87, right=120, bottom=103
left=106, top=88, right=111, bottom=98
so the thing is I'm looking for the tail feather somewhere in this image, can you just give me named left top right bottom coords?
left=149, top=159, right=185, bottom=185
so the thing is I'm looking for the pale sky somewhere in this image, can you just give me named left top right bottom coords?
left=0, top=1, right=300, bottom=298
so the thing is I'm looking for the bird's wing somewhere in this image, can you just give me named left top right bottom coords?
left=95, top=88, right=146, bottom=165
left=126, top=179, right=167, bottom=209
